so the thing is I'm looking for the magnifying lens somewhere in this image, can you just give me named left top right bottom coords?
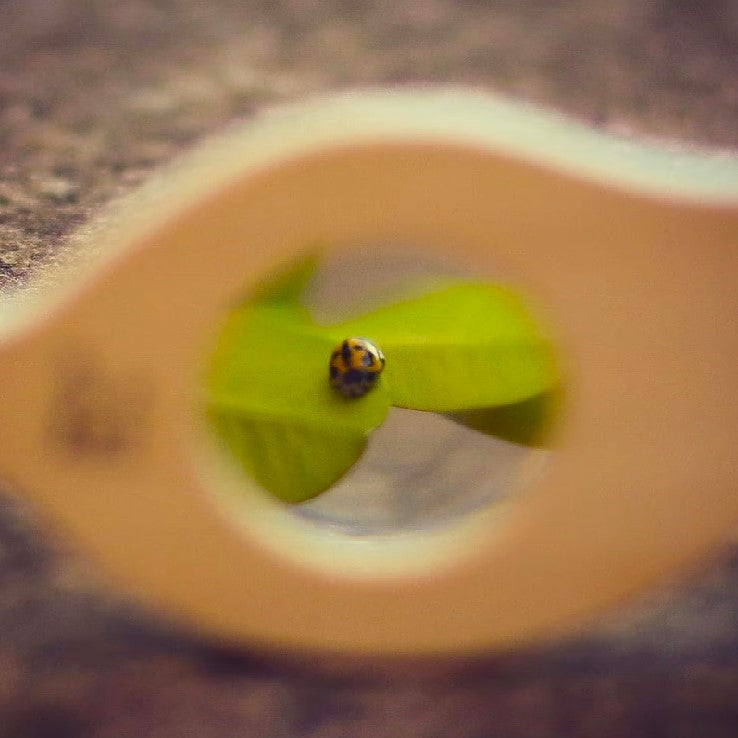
left=0, top=90, right=736, bottom=656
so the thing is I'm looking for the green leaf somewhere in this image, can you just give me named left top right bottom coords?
left=329, top=283, right=557, bottom=411
left=209, top=410, right=369, bottom=504
left=206, top=299, right=390, bottom=503
left=206, top=257, right=559, bottom=504
left=249, top=253, right=319, bottom=306
left=446, top=390, right=561, bottom=447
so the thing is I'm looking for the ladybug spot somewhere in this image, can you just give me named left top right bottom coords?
left=343, top=369, right=364, bottom=385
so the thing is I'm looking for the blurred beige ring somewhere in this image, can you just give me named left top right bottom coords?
left=0, top=90, right=737, bottom=656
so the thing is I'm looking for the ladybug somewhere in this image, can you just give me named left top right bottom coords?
left=329, top=337, right=385, bottom=398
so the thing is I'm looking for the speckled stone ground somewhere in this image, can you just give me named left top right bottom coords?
left=1, top=1, right=737, bottom=736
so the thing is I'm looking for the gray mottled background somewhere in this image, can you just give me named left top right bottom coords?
left=1, top=1, right=737, bottom=736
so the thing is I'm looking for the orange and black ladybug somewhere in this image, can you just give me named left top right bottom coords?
left=329, top=337, right=385, bottom=398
